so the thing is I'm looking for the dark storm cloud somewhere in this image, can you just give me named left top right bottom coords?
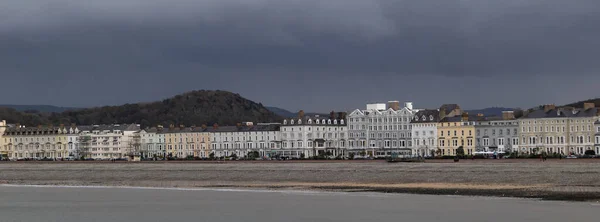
left=1, top=0, right=599, bottom=111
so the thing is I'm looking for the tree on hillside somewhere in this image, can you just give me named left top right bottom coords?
left=0, top=90, right=282, bottom=128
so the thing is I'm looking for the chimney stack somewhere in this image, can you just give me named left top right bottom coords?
left=298, top=110, right=305, bottom=118
left=387, top=101, right=400, bottom=111
left=543, top=104, right=556, bottom=113
left=461, top=112, right=469, bottom=122
left=404, top=102, right=413, bottom=110
left=584, top=103, right=595, bottom=110
left=502, top=111, right=515, bottom=120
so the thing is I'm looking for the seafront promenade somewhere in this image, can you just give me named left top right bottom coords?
left=2, top=159, right=600, bottom=201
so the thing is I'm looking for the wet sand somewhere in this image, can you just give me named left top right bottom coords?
left=2, top=159, right=600, bottom=201
left=1, top=185, right=599, bottom=222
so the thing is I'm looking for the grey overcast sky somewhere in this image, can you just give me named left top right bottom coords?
left=1, top=0, right=599, bottom=112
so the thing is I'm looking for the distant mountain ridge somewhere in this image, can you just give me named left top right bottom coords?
left=465, top=107, right=515, bottom=117
left=0, top=90, right=281, bottom=128
left=0, top=105, right=80, bottom=113
left=265, top=107, right=327, bottom=118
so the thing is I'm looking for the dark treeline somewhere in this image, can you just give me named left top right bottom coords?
left=0, top=90, right=282, bottom=128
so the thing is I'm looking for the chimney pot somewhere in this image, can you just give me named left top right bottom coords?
left=543, top=104, right=556, bottom=113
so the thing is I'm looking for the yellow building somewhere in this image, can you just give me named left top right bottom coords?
left=437, top=113, right=476, bottom=156
left=162, top=125, right=211, bottom=159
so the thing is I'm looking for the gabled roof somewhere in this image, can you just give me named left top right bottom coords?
left=411, top=109, right=440, bottom=123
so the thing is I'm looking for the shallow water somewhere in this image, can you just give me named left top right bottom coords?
left=0, top=185, right=597, bottom=222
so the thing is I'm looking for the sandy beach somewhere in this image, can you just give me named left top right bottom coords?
left=2, top=159, right=600, bottom=201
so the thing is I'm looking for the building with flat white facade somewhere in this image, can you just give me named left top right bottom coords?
left=475, top=111, right=519, bottom=153
left=280, top=116, right=347, bottom=158
left=518, top=104, right=600, bottom=155
left=411, top=109, right=440, bottom=157
left=77, top=124, right=141, bottom=160
left=347, top=101, right=418, bottom=157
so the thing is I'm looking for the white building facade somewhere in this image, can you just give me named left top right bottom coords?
left=280, top=116, right=347, bottom=158
left=347, top=101, right=418, bottom=157
left=411, top=109, right=439, bottom=157
left=77, top=124, right=141, bottom=160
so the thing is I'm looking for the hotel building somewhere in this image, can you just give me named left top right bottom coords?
left=347, top=101, right=417, bottom=157
left=518, top=104, right=600, bottom=155
left=281, top=116, right=347, bottom=158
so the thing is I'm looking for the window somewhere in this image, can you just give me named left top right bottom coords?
left=483, top=138, right=489, bottom=146
left=498, top=138, right=504, bottom=146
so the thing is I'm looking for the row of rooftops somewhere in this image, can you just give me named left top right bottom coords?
left=281, top=116, right=346, bottom=126
left=146, top=123, right=281, bottom=133
left=2, top=122, right=283, bottom=136
left=3, top=124, right=142, bottom=136
left=3, top=103, right=599, bottom=135
left=412, top=103, right=600, bottom=124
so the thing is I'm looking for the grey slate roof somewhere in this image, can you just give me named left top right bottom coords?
left=440, top=115, right=486, bottom=122
left=282, top=116, right=346, bottom=126
left=78, top=124, right=141, bottom=132
left=521, top=107, right=600, bottom=119
left=411, top=109, right=440, bottom=123
left=160, top=124, right=281, bottom=133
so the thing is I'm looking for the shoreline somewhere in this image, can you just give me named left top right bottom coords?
left=2, top=181, right=599, bottom=202
left=3, top=161, right=600, bottom=202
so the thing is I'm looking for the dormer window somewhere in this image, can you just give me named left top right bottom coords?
left=283, top=120, right=288, bottom=125
left=429, top=115, right=434, bottom=121
left=414, top=116, right=418, bottom=121
left=316, top=120, right=320, bottom=124
left=308, top=119, right=313, bottom=124
left=298, top=120, right=302, bottom=124
left=334, top=120, right=338, bottom=124
left=422, top=116, right=426, bottom=121
left=340, top=120, right=345, bottom=124
left=291, top=120, right=295, bottom=124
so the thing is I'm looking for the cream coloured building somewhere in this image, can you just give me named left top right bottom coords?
left=2, top=125, right=72, bottom=160
left=162, top=125, right=211, bottom=159
left=210, top=122, right=281, bottom=158
left=518, top=104, right=600, bottom=155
